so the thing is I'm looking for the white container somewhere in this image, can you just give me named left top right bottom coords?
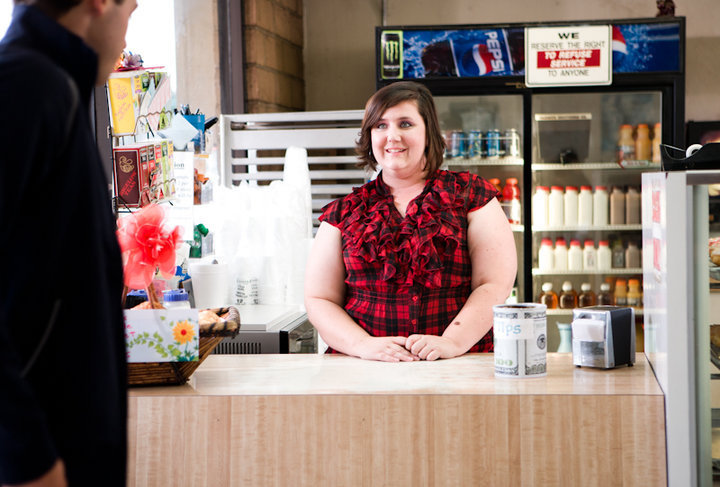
left=532, top=186, right=550, bottom=227
left=582, top=239, right=597, bottom=270
left=538, top=238, right=554, bottom=271
left=593, top=185, right=609, bottom=226
left=548, top=186, right=564, bottom=227
left=597, top=240, right=612, bottom=270
left=162, top=289, right=191, bottom=309
left=189, top=262, right=230, bottom=309
left=493, top=303, right=547, bottom=378
left=554, top=237, right=568, bottom=271
left=578, top=185, right=593, bottom=227
left=568, top=239, right=583, bottom=271
left=563, top=186, right=578, bottom=226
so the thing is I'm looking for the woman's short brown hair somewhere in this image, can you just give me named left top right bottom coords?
left=356, top=81, right=446, bottom=174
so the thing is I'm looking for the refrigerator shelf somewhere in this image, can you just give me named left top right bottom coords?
left=532, top=162, right=659, bottom=171
left=510, top=224, right=524, bottom=233
left=545, top=308, right=643, bottom=316
left=445, top=156, right=523, bottom=167
left=532, top=268, right=643, bottom=275
left=532, top=224, right=642, bottom=232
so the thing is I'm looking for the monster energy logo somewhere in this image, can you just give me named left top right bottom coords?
left=381, top=31, right=403, bottom=79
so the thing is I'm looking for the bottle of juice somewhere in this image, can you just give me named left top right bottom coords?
left=617, top=124, right=635, bottom=163
left=578, top=283, right=597, bottom=307
left=559, top=281, right=578, bottom=309
left=597, top=282, right=614, bottom=305
left=635, top=123, right=651, bottom=161
left=615, top=278, right=628, bottom=306
left=539, top=282, right=558, bottom=309
left=627, top=279, right=643, bottom=310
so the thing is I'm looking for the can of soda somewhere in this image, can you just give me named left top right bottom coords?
left=486, top=129, right=501, bottom=157
left=504, top=128, right=521, bottom=157
left=468, top=130, right=483, bottom=158
left=449, top=130, right=465, bottom=158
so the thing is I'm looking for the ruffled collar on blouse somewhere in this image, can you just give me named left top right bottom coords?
left=341, top=170, right=470, bottom=289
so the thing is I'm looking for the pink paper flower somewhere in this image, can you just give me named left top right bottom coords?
left=117, top=204, right=183, bottom=290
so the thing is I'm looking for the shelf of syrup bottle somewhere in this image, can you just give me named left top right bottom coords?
left=532, top=160, right=659, bottom=171
left=532, top=268, right=643, bottom=276
left=545, top=308, right=643, bottom=316
left=531, top=224, right=642, bottom=232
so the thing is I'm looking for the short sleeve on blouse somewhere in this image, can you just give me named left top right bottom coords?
left=318, top=198, right=344, bottom=228
left=467, top=173, right=500, bottom=212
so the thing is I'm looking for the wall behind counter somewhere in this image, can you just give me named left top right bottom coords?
left=303, top=0, right=720, bottom=124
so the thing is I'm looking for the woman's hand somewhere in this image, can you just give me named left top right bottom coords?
left=355, top=336, right=420, bottom=362
left=405, top=334, right=463, bottom=361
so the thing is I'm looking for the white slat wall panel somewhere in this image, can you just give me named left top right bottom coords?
left=220, top=111, right=368, bottom=228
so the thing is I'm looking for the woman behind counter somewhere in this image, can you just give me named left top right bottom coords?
left=304, top=81, right=517, bottom=362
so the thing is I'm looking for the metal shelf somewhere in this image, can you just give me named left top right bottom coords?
left=510, top=224, right=524, bottom=233
left=445, top=156, right=523, bottom=167
left=532, top=161, right=660, bottom=171
left=532, top=224, right=642, bottom=232
left=532, top=268, right=643, bottom=276
left=546, top=308, right=643, bottom=316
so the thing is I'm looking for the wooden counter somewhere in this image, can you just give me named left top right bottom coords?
left=128, top=353, right=666, bottom=486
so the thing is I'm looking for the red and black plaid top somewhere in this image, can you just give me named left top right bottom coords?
left=319, top=170, right=500, bottom=353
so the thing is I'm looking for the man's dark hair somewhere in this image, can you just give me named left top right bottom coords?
left=14, top=0, right=122, bottom=17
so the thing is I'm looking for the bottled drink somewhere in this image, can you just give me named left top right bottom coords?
left=532, top=186, right=550, bottom=227
left=564, top=186, right=578, bottom=226
left=578, top=185, right=593, bottom=227
left=625, top=186, right=641, bottom=224
left=597, top=240, right=612, bottom=270
left=610, top=186, right=626, bottom=225
left=635, top=123, right=651, bottom=161
left=617, top=124, right=635, bottom=162
left=652, top=122, right=662, bottom=163
left=539, top=282, right=559, bottom=309
left=538, top=238, right=554, bottom=271
left=554, top=237, right=568, bottom=271
left=568, top=239, right=583, bottom=271
left=489, top=178, right=502, bottom=198
left=578, top=283, right=597, bottom=307
left=548, top=185, right=564, bottom=227
left=593, top=186, right=609, bottom=226
left=625, top=241, right=641, bottom=268
left=502, top=178, right=521, bottom=224
left=597, top=282, right=614, bottom=305
left=611, top=238, right=625, bottom=268
left=615, top=278, right=628, bottom=306
left=582, top=239, right=597, bottom=270
left=627, top=278, right=643, bottom=310
left=559, top=281, right=578, bottom=309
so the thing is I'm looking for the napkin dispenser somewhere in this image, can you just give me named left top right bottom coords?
left=571, top=306, right=635, bottom=369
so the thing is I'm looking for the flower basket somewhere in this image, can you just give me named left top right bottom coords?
left=127, top=305, right=240, bottom=386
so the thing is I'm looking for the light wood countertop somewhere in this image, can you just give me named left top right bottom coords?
left=129, top=352, right=663, bottom=397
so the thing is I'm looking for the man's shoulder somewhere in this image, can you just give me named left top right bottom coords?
left=0, top=43, right=69, bottom=92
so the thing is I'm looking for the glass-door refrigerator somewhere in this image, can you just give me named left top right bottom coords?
left=376, top=17, right=685, bottom=352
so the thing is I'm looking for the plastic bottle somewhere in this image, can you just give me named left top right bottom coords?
left=578, top=185, right=593, bottom=227
left=625, top=241, right=641, bottom=268
left=582, top=239, right=597, bottom=271
left=615, top=278, right=628, bottom=306
left=559, top=281, right=578, bottom=309
left=162, top=289, right=191, bottom=309
left=593, top=186, right=609, bottom=227
left=538, top=238, right=555, bottom=271
left=627, top=279, right=643, bottom=310
left=539, top=282, right=559, bottom=309
left=652, top=122, right=662, bottom=164
left=568, top=239, right=583, bottom=271
left=597, top=282, right=614, bottom=305
left=611, top=238, right=625, bottom=268
left=625, top=186, right=641, bottom=225
left=489, top=178, right=503, bottom=198
left=503, top=178, right=521, bottom=224
left=532, top=186, right=550, bottom=227
left=635, top=123, right=651, bottom=161
left=617, top=124, right=635, bottom=163
left=610, top=186, right=626, bottom=225
left=548, top=185, right=564, bottom=227
left=578, top=283, right=597, bottom=307
left=554, top=237, right=568, bottom=271
left=597, top=240, right=612, bottom=270
left=564, top=186, right=579, bottom=227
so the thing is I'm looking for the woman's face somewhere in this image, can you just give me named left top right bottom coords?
left=371, top=100, right=427, bottom=178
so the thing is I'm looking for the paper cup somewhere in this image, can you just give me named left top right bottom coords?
left=189, top=262, right=229, bottom=309
left=493, top=303, right=547, bottom=378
